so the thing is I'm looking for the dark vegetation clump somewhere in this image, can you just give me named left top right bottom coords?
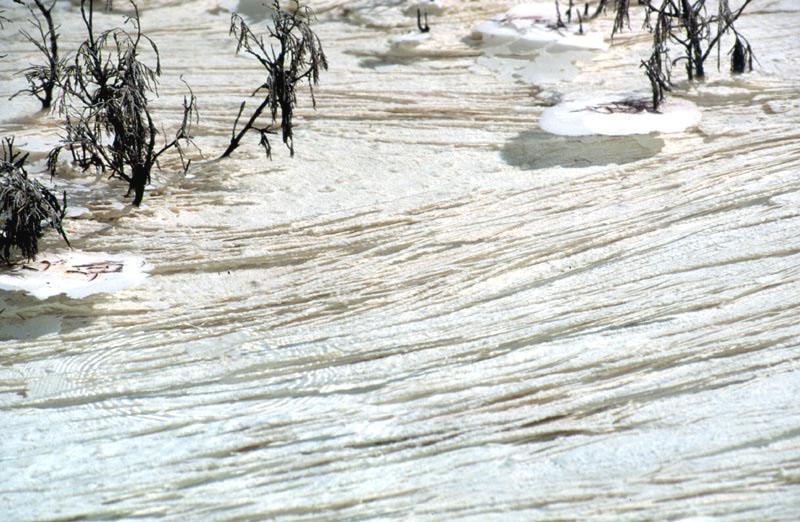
left=729, top=34, right=753, bottom=74
left=221, top=0, right=327, bottom=159
left=50, top=0, right=198, bottom=206
left=611, top=0, right=754, bottom=110
left=0, top=138, right=68, bottom=264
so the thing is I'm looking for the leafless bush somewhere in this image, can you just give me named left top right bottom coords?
left=11, top=0, right=62, bottom=109
left=1, top=137, right=68, bottom=263
left=610, top=0, right=753, bottom=109
left=50, top=0, right=198, bottom=206
left=221, top=0, right=327, bottom=159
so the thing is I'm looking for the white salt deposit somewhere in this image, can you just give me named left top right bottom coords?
left=0, top=251, right=151, bottom=300
left=547, top=30, right=606, bottom=52
left=218, top=0, right=309, bottom=18
left=539, top=96, right=702, bottom=136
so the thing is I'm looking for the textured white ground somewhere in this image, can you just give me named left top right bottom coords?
left=1, top=0, right=800, bottom=520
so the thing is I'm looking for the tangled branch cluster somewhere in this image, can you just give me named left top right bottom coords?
left=50, top=0, right=197, bottom=206
left=0, top=138, right=68, bottom=263
left=611, top=0, right=754, bottom=109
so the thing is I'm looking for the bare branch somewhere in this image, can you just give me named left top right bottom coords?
left=221, top=0, right=327, bottom=159
left=53, top=0, right=200, bottom=206
left=12, top=0, right=62, bottom=109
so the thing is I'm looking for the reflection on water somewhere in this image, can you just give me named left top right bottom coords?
left=2, top=0, right=800, bottom=520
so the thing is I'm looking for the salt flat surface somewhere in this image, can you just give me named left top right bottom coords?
left=1, top=0, right=800, bottom=520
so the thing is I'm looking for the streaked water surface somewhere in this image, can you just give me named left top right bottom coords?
left=2, top=0, right=800, bottom=519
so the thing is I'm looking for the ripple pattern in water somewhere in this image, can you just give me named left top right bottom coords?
left=2, top=0, right=800, bottom=519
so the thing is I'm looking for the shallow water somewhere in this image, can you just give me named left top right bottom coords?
left=2, top=0, right=800, bottom=519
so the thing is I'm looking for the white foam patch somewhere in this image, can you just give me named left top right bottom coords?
left=539, top=96, right=702, bottom=136
left=471, top=3, right=607, bottom=52
left=0, top=251, right=151, bottom=300
left=471, top=21, right=524, bottom=46
left=385, top=27, right=467, bottom=59
left=392, top=31, right=431, bottom=44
